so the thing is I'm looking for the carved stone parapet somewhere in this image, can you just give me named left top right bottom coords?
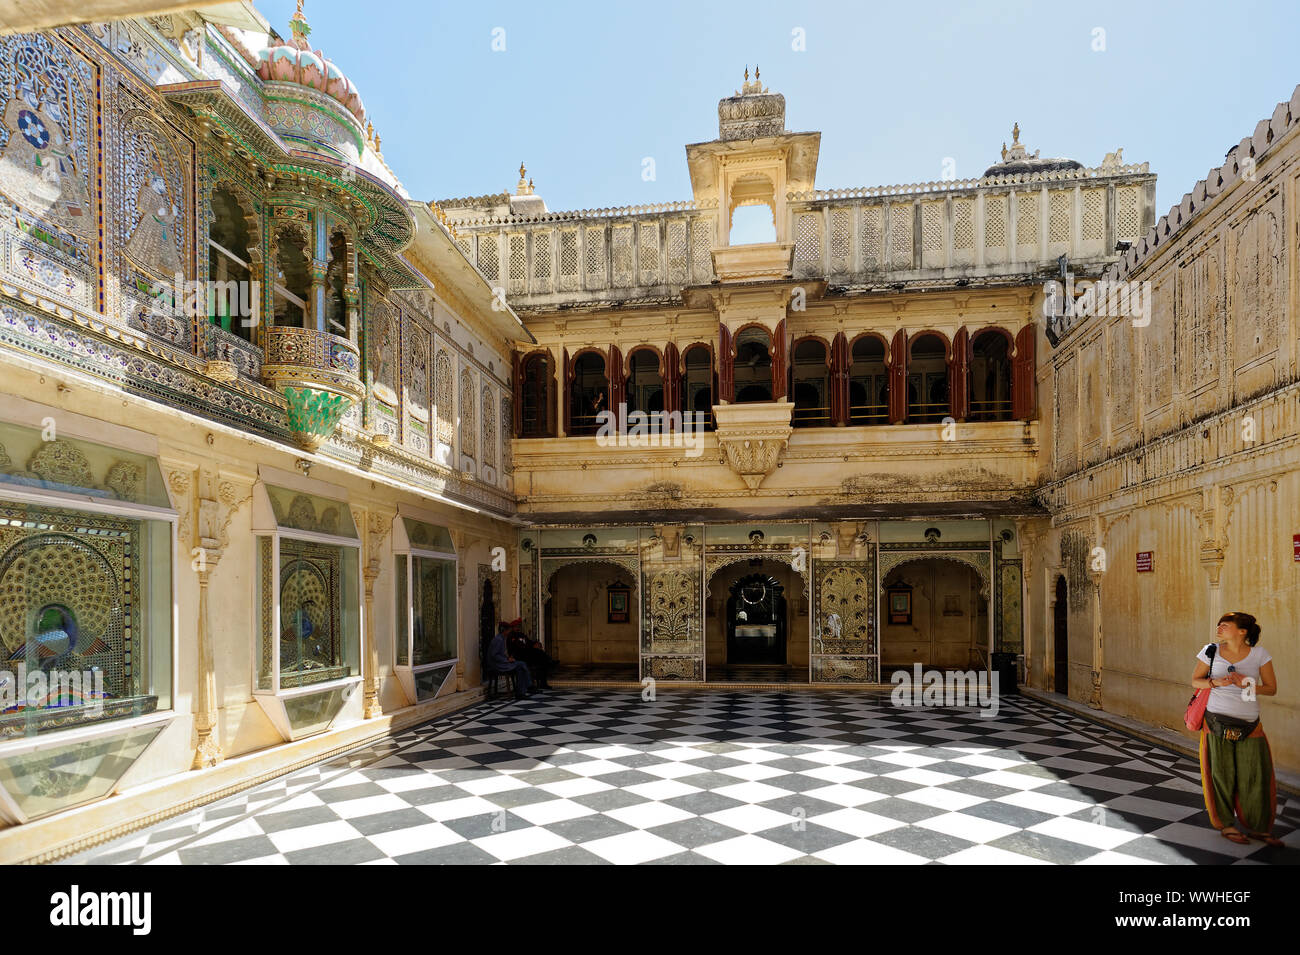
left=711, top=242, right=794, bottom=282
left=712, top=400, right=793, bottom=492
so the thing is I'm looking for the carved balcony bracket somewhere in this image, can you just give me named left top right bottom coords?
left=712, top=400, right=793, bottom=493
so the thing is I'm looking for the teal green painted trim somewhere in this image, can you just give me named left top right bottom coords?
left=264, top=93, right=364, bottom=153
left=204, top=111, right=274, bottom=170
left=271, top=163, right=377, bottom=222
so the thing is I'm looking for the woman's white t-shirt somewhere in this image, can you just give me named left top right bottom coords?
left=1196, top=643, right=1271, bottom=722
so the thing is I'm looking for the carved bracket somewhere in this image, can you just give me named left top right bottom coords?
left=712, top=400, right=794, bottom=493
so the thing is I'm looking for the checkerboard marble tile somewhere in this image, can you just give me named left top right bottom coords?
left=66, top=690, right=1298, bottom=865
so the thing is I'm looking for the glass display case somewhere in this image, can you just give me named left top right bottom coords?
left=392, top=514, right=456, bottom=703
left=0, top=417, right=174, bottom=823
left=252, top=480, right=361, bottom=740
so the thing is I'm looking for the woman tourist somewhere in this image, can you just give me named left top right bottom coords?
left=1191, top=611, right=1282, bottom=846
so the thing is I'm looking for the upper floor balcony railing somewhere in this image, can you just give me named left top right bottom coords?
left=448, top=162, right=1154, bottom=311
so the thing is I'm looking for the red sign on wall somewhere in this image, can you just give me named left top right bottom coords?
left=1136, top=551, right=1154, bottom=573
left=1294, top=535, right=1300, bottom=562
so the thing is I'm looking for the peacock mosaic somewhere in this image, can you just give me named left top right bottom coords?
left=0, top=502, right=155, bottom=736
left=0, top=33, right=97, bottom=309
left=260, top=535, right=349, bottom=690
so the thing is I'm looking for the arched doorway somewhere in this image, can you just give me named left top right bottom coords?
left=478, top=578, right=495, bottom=673
left=568, top=352, right=608, bottom=436
left=543, top=563, right=638, bottom=673
left=1053, top=575, right=1068, bottom=694
left=705, top=559, right=808, bottom=681
left=733, top=327, right=773, bottom=402
left=791, top=338, right=830, bottom=427
left=880, top=559, right=987, bottom=671
left=907, top=333, right=949, bottom=423
left=726, top=573, right=787, bottom=663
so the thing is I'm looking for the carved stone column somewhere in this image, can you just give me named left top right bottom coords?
left=1086, top=515, right=1107, bottom=710
left=361, top=511, right=392, bottom=719
left=166, top=465, right=251, bottom=769
left=449, top=529, right=479, bottom=692
left=1013, top=517, right=1048, bottom=689
left=362, top=562, right=381, bottom=717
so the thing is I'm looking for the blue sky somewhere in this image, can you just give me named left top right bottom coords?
left=259, top=0, right=1297, bottom=220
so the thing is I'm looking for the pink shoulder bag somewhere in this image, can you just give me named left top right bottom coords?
left=1184, top=643, right=1217, bottom=731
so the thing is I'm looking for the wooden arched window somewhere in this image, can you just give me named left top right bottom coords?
left=969, top=329, right=1013, bottom=421
left=518, top=352, right=555, bottom=438
left=325, top=230, right=349, bottom=339
left=907, top=333, right=949, bottom=423
left=272, top=228, right=310, bottom=328
left=681, top=344, right=714, bottom=431
left=791, top=338, right=830, bottom=427
left=733, top=327, right=773, bottom=403
left=849, top=335, right=889, bottom=425
left=208, top=187, right=255, bottom=341
left=626, top=348, right=664, bottom=423
left=568, top=352, right=609, bottom=436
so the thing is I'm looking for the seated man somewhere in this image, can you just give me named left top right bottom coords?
left=505, top=618, right=558, bottom=690
left=487, top=621, right=533, bottom=699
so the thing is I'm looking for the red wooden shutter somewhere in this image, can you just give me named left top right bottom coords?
left=608, top=344, right=623, bottom=418
left=949, top=326, right=969, bottom=421
left=717, top=325, right=734, bottom=403
left=771, top=319, right=787, bottom=401
left=830, top=331, right=849, bottom=426
left=889, top=329, right=907, bottom=424
left=1013, top=324, right=1037, bottom=420
left=561, top=347, right=571, bottom=434
left=511, top=352, right=523, bottom=437
left=663, top=342, right=680, bottom=417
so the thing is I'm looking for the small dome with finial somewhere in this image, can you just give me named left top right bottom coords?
left=255, top=0, right=367, bottom=124
left=983, top=122, right=1081, bottom=177
left=718, top=65, right=786, bottom=141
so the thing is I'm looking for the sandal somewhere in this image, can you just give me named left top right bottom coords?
left=1246, top=831, right=1285, bottom=847
left=1219, top=828, right=1250, bottom=845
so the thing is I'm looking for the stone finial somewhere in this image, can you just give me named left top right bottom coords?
left=516, top=162, right=530, bottom=195
left=1001, top=123, right=1030, bottom=163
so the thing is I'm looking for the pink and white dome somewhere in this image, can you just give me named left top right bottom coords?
left=255, top=7, right=366, bottom=124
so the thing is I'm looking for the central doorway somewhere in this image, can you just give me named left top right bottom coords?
left=706, top=559, right=808, bottom=682
left=726, top=573, right=787, bottom=664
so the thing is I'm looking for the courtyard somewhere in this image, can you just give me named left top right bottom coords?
left=69, top=689, right=1297, bottom=865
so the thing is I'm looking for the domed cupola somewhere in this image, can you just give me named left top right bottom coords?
left=983, top=123, right=1082, bottom=178
left=255, top=0, right=366, bottom=124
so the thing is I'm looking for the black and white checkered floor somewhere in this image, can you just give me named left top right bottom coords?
left=69, top=689, right=1298, bottom=865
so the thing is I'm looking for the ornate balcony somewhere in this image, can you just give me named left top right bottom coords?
left=261, top=326, right=364, bottom=451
